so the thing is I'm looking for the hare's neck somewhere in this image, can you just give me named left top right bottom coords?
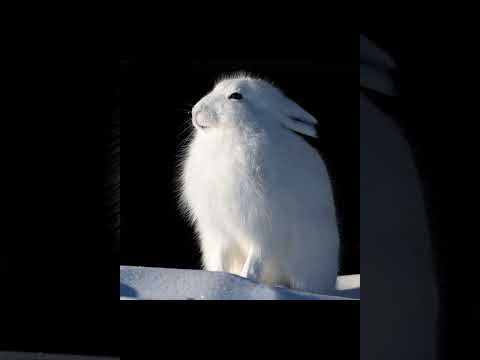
left=200, top=127, right=265, bottom=166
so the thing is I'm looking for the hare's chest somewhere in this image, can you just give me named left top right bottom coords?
left=188, top=140, right=251, bottom=193
left=183, top=135, right=265, bottom=220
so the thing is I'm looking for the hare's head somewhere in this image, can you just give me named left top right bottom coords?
left=191, top=72, right=318, bottom=138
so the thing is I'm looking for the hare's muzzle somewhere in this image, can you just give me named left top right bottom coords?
left=192, top=106, right=216, bottom=130
left=193, top=115, right=208, bottom=129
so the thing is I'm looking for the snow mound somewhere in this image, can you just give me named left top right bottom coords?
left=120, top=266, right=360, bottom=300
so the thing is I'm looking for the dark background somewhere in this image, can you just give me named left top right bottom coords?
left=361, top=29, right=475, bottom=359
left=1, top=31, right=117, bottom=355
left=116, top=36, right=359, bottom=275
left=1, top=29, right=358, bottom=357
left=4, top=27, right=466, bottom=358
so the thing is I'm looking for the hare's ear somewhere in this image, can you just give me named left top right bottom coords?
left=279, top=98, right=318, bottom=138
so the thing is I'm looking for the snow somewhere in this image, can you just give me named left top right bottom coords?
left=120, top=266, right=360, bottom=300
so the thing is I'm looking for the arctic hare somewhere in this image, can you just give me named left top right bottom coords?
left=178, top=73, right=339, bottom=293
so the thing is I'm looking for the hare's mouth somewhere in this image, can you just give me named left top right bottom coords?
left=193, top=117, right=210, bottom=130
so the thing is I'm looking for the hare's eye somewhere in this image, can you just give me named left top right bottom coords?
left=228, top=92, right=243, bottom=100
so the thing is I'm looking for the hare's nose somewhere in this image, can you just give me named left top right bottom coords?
left=192, top=105, right=200, bottom=117
left=192, top=104, right=205, bottom=120
left=192, top=105, right=209, bottom=129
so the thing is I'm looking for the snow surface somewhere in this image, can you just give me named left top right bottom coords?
left=120, top=266, right=360, bottom=300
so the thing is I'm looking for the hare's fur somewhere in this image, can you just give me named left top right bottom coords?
left=178, top=73, right=339, bottom=293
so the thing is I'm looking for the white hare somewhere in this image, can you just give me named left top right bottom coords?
left=178, top=72, right=339, bottom=293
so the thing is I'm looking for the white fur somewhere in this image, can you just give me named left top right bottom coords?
left=177, top=73, right=339, bottom=293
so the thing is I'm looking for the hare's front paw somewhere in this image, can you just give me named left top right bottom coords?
left=240, top=247, right=262, bottom=282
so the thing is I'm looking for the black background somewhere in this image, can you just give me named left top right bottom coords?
left=362, top=28, right=477, bottom=360
left=1, top=29, right=359, bottom=357
left=117, top=37, right=359, bottom=275
left=1, top=34, right=117, bottom=354
left=4, top=24, right=471, bottom=359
